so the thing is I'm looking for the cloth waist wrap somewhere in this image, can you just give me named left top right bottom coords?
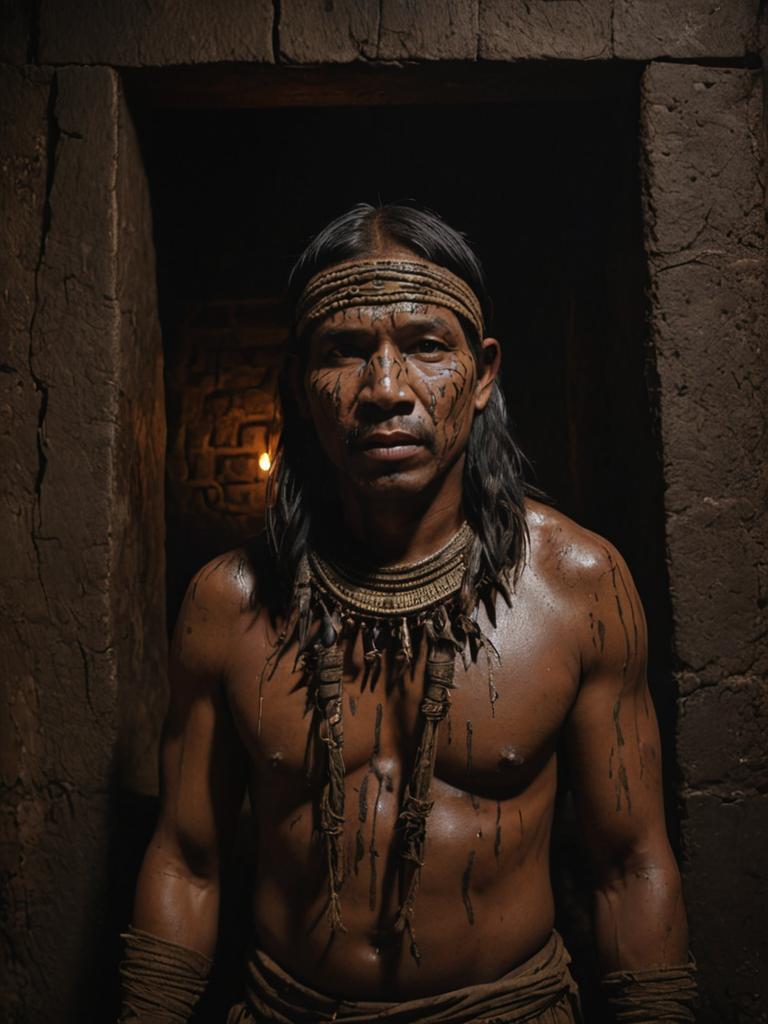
left=227, top=931, right=581, bottom=1024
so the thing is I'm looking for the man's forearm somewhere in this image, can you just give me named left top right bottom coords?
left=592, top=855, right=696, bottom=1022
left=593, top=856, right=689, bottom=973
left=119, top=843, right=219, bottom=1021
left=132, top=842, right=221, bottom=957
left=120, top=926, right=212, bottom=1024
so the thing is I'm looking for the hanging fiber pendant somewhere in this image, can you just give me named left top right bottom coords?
left=295, top=553, right=313, bottom=655
left=312, top=636, right=346, bottom=931
left=394, top=635, right=456, bottom=962
left=268, top=521, right=501, bottom=953
left=397, top=616, right=413, bottom=666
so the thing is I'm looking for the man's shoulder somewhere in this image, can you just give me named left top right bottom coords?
left=186, top=547, right=258, bottom=620
left=175, top=542, right=268, bottom=641
left=523, top=499, right=627, bottom=597
left=171, top=544, right=270, bottom=681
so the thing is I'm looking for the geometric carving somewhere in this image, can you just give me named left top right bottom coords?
left=167, top=298, right=286, bottom=533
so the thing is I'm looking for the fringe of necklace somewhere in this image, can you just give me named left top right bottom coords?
left=265, top=523, right=499, bottom=963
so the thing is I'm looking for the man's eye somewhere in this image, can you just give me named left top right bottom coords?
left=328, top=342, right=365, bottom=360
left=413, top=339, right=448, bottom=355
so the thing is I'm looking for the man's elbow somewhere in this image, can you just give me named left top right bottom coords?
left=143, top=827, right=221, bottom=890
left=591, top=831, right=682, bottom=895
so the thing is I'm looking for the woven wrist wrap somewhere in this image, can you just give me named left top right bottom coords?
left=602, top=960, right=697, bottom=1023
left=119, top=926, right=212, bottom=1023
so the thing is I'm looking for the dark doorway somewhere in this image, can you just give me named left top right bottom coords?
left=136, top=65, right=673, bottom=1016
left=140, top=76, right=662, bottom=635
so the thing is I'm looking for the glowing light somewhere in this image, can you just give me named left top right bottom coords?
left=258, top=451, right=272, bottom=473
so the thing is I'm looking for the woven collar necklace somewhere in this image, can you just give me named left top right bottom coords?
left=309, top=521, right=472, bottom=621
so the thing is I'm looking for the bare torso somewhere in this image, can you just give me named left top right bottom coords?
left=223, top=502, right=593, bottom=998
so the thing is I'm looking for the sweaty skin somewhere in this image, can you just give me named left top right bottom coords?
left=132, top=269, right=688, bottom=1002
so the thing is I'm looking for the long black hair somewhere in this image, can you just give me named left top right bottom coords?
left=266, top=203, right=533, bottom=614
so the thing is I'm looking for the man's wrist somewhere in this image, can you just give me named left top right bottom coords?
left=602, top=958, right=697, bottom=1023
left=119, top=926, right=212, bottom=1023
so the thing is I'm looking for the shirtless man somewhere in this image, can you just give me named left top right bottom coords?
left=120, top=204, right=695, bottom=1023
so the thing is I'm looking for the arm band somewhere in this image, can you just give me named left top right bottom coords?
left=602, top=960, right=697, bottom=1023
left=119, top=926, right=212, bottom=1023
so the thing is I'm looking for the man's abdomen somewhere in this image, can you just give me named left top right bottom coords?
left=249, top=759, right=558, bottom=1000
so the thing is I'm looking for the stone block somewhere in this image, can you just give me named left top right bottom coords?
left=378, top=0, right=478, bottom=60
left=682, top=793, right=768, bottom=1022
left=665, top=499, right=766, bottom=680
left=650, top=259, right=766, bottom=513
left=39, top=0, right=273, bottom=65
left=642, top=68, right=764, bottom=263
left=614, top=0, right=760, bottom=59
left=678, top=677, right=768, bottom=790
left=279, top=0, right=379, bottom=63
left=641, top=65, right=767, bottom=678
left=479, top=0, right=612, bottom=60
left=0, top=0, right=34, bottom=62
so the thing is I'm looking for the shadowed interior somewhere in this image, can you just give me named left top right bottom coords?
left=138, top=75, right=675, bottom=1016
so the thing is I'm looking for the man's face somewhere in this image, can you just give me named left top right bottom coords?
left=300, top=301, right=498, bottom=500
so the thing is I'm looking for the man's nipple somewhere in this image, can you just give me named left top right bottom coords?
left=498, top=746, right=525, bottom=770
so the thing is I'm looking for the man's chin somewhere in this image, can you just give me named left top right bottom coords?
left=347, top=464, right=434, bottom=496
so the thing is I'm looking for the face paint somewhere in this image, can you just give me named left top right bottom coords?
left=303, top=302, right=480, bottom=499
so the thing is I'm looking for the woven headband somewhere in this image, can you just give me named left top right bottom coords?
left=295, top=258, right=485, bottom=340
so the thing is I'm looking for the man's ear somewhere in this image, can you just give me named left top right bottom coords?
left=474, top=337, right=501, bottom=411
left=288, top=353, right=310, bottom=418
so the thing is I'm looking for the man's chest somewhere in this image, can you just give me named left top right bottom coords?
left=227, top=598, right=581, bottom=798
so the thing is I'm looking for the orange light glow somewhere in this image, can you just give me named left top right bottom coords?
left=258, top=451, right=272, bottom=473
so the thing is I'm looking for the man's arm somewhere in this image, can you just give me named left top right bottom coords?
left=565, top=540, right=688, bottom=973
left=132, top=555, right=249, bottom=955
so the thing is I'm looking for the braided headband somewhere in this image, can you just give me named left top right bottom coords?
left=295, top=258, right=485, bottom=340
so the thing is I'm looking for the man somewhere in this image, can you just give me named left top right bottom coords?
left=120, top=205, right=696, bottom=1022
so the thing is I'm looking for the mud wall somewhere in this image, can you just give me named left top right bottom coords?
left=641, top=62, right=768, bottom=1019
left=0, top=64, right=166, bottom=1020
left=0, top=2, right=765, bottom=1021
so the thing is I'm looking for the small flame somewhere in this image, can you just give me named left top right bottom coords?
left=258, top=451, right=272, bottom=473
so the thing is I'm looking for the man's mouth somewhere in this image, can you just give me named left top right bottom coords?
left=354, top=430, right=425, bottom=461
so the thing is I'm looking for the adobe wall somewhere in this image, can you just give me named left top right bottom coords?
left=0, top=2, right=765, bottom=1021
left=0, top=62, right=165, bottom=1020
left=641, top=62, right=767, bottom=1019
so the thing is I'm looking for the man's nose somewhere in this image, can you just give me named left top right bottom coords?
left=358, top=344, right=414, bottom=415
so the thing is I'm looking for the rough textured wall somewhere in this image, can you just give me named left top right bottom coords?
left=113, top=79, right=167, bottom=799
left=641, top=64, right=768, bottom=1022
left=38, top=0, right=273, bottom=65
left=0, top=61, right=56, bottom=1021
left=0, top=65, right=165, bottom=1021
left=1, top=0, right=761, bottom=65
